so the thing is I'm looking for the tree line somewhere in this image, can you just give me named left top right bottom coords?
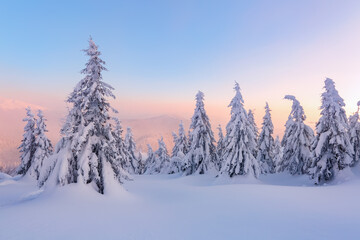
left=15, top=38, right=360, bottom=194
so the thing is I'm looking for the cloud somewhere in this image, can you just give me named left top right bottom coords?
left=0, top=97, right=45, bottom=111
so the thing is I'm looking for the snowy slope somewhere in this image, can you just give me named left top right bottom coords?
left=1, top=170, right=360, bottom=240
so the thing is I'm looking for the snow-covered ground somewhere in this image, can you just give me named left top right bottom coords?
left=1, top=169, right=360, bottom=240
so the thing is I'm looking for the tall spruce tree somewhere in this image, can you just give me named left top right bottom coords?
left=124, top=127, right=139, bottom=174
left=39, top=38, right=128, bottom=193
left=349, top=101, right=360, bottom=165
left=17, top=107, right=37, bottom=176
left=278, top=95, right=314, bottom=175
left=29, top=110, right=53, bottom=180
left=220, top=82, right=260, bottom=178
left=182, top=91, right=218, bottom=175
left=169, top=132, right=181, bottom=174
left=309, top=78, right=353, bottom=184
left=257, top=102, right=275, bottom=174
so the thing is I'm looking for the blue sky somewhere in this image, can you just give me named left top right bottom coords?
left=1, top=0, right=360, bottom=135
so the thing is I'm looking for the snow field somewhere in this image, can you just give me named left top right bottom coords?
left=1, top=171, right=360, bottom=240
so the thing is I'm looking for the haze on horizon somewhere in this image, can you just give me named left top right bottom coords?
left=1, top=0, right=360, bottom=152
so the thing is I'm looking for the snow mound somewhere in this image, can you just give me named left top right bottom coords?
left=19, top=189, right=44, bottom=202
left=0, top=172, right=12, bottom=182
left=215, top=173, right=261, bottom=185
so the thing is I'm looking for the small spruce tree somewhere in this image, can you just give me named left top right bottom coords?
left=143, top=144, right=157, bottom=174
left=171, top=121, right=188, bottom=158
left=349, top=101, right=360, bottom=165
left=169, top=122, right=189, bottom=174
left=17, top=107, right=37, bottom=176
left=29, top=110, right=53, bottom=180
left=137, top=152, right=145, bottom=174
left=257, top=102, right=275, bottom=174
left=273, top=136, right=283, bottom=172
left=216, top=125, right=225, bottom=167
left=155, top=137, right=171, bottom=174
left=124, top=127, right=139, bottom=174
left=247, top=109, right=259, bottom=158
left=109, top=118, right=132, bottom=180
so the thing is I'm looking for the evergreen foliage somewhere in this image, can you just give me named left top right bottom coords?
left=278, top=95, right=314, bottom=175
left=182, top=91, right=218, bottom=175
left=220, top=82, right=260, bottom=178
left=257, top=103, right=275, bottom=174
left=309, top=78, right=353, bottom=184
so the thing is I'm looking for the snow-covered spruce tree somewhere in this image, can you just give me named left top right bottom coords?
left=182, top=91, right=218, bottom=175
left=220, top=82, right=260, bottom=178
left=39, top=38, right=128, bottom=193
left=186, top=129, right=192, bottom=153
left=247, top=109, right=259, bottom=158
left=124, top=127, right=139, bottom=174
left=216, top=125, right=225, bottom=165
left=257, top=102, right=275, bottom=174
left=309, top=78, right=353, bottom=184
left=248, top=110, right=258, bottom=139
left=111, top=118, right=132, bottom=179
left=168, top=122, right=189, bottom=174
left=28, top=110, right=53, bottom=180
left=169, top=132, right=181, bottom=174
left=17, top=107, right=37, bottom=176
left=168, top=156, right=183, bottom=174
left=273, top=136, right=283, bottom=172
left=155, top=137, right=171, bottom=173
left=171, top=121, right=188, bottom=158
left=112, top=118, right=126, bottom=162
left=349, top=101, right=360, bottom=165
left=278, top=95, right=314, bottom=175
left=143, top=144, right=157, bottom=174
left=137, top=152, right=145, bottom=174
left=172, top=132, right=178, bottom=150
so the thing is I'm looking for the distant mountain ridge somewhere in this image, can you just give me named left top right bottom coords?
left=122, top=115, right=190, bottom=153
left=0, top=139, right=19, bottom=173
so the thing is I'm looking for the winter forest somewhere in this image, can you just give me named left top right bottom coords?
left=3, top=0, right=360, bottom=238
left=7, top=39, right=359, bottom=192
left=2, top=38, right=360, bottom=240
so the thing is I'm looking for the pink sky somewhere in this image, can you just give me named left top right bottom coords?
left=1, top=3, right=360, bottom=151
left=1, top=77, right=358, bottom=144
